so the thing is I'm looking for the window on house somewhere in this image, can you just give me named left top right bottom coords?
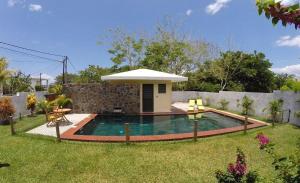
left=158, top=84, right=166, bottom=93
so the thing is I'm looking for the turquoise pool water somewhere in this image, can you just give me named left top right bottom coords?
left=75, top=112, right=243, bottom=136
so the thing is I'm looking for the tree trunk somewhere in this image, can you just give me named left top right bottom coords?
left=0, top=83, right=3, bottom=97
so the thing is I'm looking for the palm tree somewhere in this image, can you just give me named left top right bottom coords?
left=0, top=58, right=12, bottom=96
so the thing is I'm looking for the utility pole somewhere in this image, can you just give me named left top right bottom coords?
left=62, top=56, right=68, bottom=85
left=39, top=73, right=42, bottom=87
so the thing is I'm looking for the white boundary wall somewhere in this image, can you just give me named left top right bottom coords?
left=172, top=90, right=300, bottom=126
left=1, top=91, right=47, bottom=118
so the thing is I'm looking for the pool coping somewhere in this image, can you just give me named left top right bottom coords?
left=60, top=108, right=268, bottom=142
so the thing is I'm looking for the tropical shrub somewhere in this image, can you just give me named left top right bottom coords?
left=0, top=97, right=15, bottom=122
left=215, top=148, right=259, bottom=183
left=26, top=93, right=37, bottom=116
left=219, top=99, right=229, bottom=110
left=52, top=95, right=72, bottom=108
left=37, top=100, right=53, bottom=113
left=263, top=99, right=283, bottom=126
left=48, top=84, right=63, bottom=94
left=241, top=96, right=253, bottom=116
left=37, top=99, right=55, bottom=122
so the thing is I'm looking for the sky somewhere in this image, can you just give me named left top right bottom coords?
left=0, top=0, right=300, bottom=82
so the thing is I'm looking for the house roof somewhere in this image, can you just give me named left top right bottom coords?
left=101, top=69, right=188, bottom=82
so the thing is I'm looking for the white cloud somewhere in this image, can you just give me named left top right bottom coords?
left=186, top=9, right=193, bottom=16
left=276, top=35, right=300, bottom=48
left=272, top=64, right=300, bottom=76
left=275, top=0, right=300, bottom=7
left=29, top=4, right=42, bottom=12
left=206, top=0, right=232, bottom=15
left=7, top=0, right=25, bottom=7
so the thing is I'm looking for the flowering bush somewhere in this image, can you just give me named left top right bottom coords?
left=255, top=133, right=270, bottom=149
left=215, top=148, right=259, bottom=183
left=256, top=134, right=300, bottom=183
left=256, top=0, right=300, bottom=29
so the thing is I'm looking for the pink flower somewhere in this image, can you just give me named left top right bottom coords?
left=226, top=149, right=247, bottom=177
left=256, top=133, right=270, bottom=149
left=227, top=163, right=235, bottom=174
left=235, top=161, right=247, bottom=176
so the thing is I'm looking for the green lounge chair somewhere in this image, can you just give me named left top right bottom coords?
left=197, top=99, right=205, bottom=111
left=188, top=99, right=196, bottom=111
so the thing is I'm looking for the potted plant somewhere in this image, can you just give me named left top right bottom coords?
left=26, top=93, right=37, bottom=116
left=0, top=97, right=16, bottom=125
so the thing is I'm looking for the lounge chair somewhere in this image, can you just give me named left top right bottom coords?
left=188, top=113, right=202, bottom=120
left=188, top=99, right=196, bottom=112
left=197, top=99, right=205, bottom=111
left=188, top=114, right=195, bottom=120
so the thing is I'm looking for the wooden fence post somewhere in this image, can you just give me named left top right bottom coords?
left=244, top=115, right=248, bottom=134
left=55, top=122, right=61, bottom=142
left=124, top=123, right=130, bottom=144
left=10, top=116, right=15, bottom=135
left=19, top=113, right=22, bottom=120
left=193, top=119, right=198, bottom=142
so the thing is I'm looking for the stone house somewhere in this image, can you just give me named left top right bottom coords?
left=65, top=69, right=187, bottom=114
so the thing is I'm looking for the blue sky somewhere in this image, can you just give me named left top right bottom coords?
left=1, top=0, right=300, bottom=81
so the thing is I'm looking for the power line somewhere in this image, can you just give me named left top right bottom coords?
left=29, top=63, right=62, bottom=76
left=0, top=41, right=65, bottom=57
left=68, top=58, right=78, bottom=72
left=9, top=59, right=55, bottom=64
left=0, top=46, right=63, bottom=63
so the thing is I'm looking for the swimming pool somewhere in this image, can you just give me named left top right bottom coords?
left=75, top=112, right=243, bottom=136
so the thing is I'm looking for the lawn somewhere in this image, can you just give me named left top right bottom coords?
left=0, top=115, right=299, bottom=183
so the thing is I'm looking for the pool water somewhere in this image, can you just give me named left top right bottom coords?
left=75, top=112, right=243, bottom=136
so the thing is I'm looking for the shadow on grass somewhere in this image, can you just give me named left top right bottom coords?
left=0, top=163, right=10, bottom=168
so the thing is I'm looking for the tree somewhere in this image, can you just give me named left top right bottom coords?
left=77, top=65, right=112, bottom=83
left=141, top=40, right=193, bottom=74
left=273, top=73, right=294, bottom=90
left=0, top=57, right=12, bottom=96
left=280, top=78, right=300, bottom=92
left=55, top=73, right=79, bottom=84
left=234, top=51, right=274, bottom=92
left=3, top=71, right=32, bottom=94
left=206, top=51, right=244, bottom=91
left=107, top=29, right=146, bottom=69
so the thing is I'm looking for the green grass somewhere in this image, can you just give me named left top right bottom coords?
left=0, top=115, right=299, bottom=182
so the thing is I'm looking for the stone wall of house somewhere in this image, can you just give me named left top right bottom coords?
left=63, top=83, right=140, bottom=114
